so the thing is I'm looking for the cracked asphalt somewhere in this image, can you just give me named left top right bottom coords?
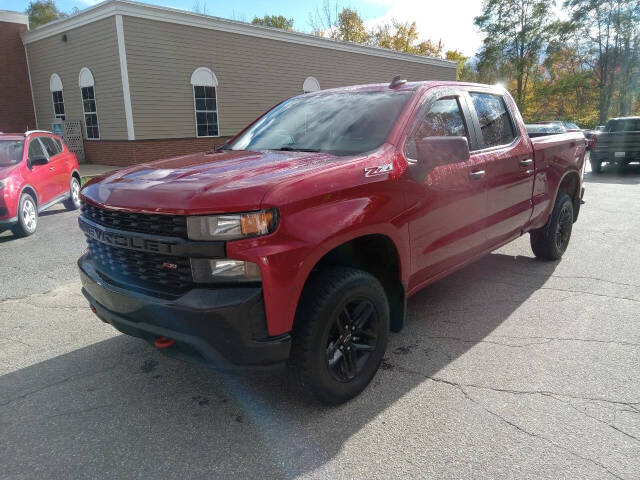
left=1, top=161, right=639, bottom=479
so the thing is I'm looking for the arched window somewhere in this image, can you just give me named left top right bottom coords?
left=303, top=76, right=320, bottom=93
left=190, top=67, right=219, bottom=137
left=78, top=67, right=100, bottom=139
left=50, top=73, right=65, bottom=120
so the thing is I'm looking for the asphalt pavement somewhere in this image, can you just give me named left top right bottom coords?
left=1, top=160, right=639, bottom=479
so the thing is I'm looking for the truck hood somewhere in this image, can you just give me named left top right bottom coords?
left=80, top=149, right=339, bottom=214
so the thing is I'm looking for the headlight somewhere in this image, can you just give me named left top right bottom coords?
left=190, top=258, right=261, bottom=283
left=186, top=209, right=278, bottom=241
left=0, top=179, right=8, bottom=189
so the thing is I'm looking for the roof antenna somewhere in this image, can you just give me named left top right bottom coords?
left=389, top=75, right=407, bottom=88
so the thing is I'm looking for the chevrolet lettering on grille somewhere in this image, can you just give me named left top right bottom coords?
left=79, top=217, right=175, bottom=254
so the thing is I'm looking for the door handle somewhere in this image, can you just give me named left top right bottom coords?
left=519, top=158, right=534, bottom=167
left=469, top=170, right=485, bottom=179
left=49, top=166, right=55, bottom=171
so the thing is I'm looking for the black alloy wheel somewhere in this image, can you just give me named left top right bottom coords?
left=290, top=267, right=389, bottom=405
left=554, top=202, right=573, bottom=254
left=326, top=298, right=379, bottom=382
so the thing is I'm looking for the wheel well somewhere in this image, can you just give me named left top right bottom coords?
left=311, top=234, right=406, bottom=332
left=558, top=172, right=580, bottom=221
left=20, top=186, right=38, bottom=207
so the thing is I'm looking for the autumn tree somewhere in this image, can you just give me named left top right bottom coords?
left=334, top=8, right=370, bottom=43
left=26, top=0, right=67, bottom=28
left=565, top=0, right=640, bottom=122
left=371, top=20, right=443, bottom=57
left=474, top=0, right=555, bottom=109
left=445, top=50, right=475, bottom=80
left=251, top=15, right=294, bottom=31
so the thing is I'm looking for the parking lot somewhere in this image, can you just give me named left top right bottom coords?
left=1, top=162, right=639, bottom=479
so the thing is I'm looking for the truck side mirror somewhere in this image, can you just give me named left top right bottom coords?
left=410, top=136, right=470, bottom=182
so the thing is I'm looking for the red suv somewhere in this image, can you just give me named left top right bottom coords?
left=0, top=131, right=81, bottom=236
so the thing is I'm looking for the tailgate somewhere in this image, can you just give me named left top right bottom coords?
left=593, top=132, right=640, bottom=154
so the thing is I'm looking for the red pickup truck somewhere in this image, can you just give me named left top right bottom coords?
left=78, top=80, right=585, bottom=404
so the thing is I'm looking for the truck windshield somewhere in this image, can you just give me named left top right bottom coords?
left=0, top=140, right=24, bottom=167
left=607, top=119, right=640, bottom=132
left=229, top=90, right=412, bottom=156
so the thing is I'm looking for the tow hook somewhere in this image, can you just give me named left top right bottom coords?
left=154, top=336, right=175, bottom=349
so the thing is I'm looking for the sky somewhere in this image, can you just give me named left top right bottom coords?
left=3, top=0, right=486, bottom=57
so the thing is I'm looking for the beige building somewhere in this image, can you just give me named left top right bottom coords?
left=17, top=0, right=457, bottom=165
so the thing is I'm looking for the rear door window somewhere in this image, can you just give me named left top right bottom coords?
left=469, top=93, right=517, bottom=148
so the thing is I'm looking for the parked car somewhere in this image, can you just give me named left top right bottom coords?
left=78, top=80, right=586, bottom=404
left=526, top=123, right=567, bottom=138
left=590, top=117, right=640, bottom=172
left=0, top=131, right=81, bottom=236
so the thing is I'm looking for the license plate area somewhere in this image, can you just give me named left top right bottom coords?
left=615, top=151, right=626, bottom=158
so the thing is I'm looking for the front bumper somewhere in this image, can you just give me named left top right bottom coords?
left=78, top=254, right=291, bottom=369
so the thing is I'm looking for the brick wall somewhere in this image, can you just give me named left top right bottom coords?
left=0, top=21, right=36, bottom=132
left=83, top=137, right=231, bottom=166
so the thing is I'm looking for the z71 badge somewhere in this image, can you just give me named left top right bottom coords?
left=364, top=164, right=393, bottom=177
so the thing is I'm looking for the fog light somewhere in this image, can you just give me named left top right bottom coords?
left=190, top=258, right=261, bottom=283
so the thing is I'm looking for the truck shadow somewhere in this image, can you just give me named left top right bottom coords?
left=0, top=252, right=557, bottom=479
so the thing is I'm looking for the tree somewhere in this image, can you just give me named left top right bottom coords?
left=474, top=0, right=555, bottom=109
left=26, top=0, right=67, bottom=28
left=371, top=20, right=443, bottom=57
left=251, top=15, right=294, bottom=31
left=191, top=0, right=208, bottom=15
left=309, top=3, right=370, bottom=43
left=565, top=0, right=640, bottom=122
left=308, top=0, right=339, bottom=37
left=445, top=50, right=473, bottom=80
left=334, top=8, right=370, bottom=43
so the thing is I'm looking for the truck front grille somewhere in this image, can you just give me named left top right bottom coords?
left=81, top=203, right=188, bottom=238
left=86, top=237, right=193, bottom=294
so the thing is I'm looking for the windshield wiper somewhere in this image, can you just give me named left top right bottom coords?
left=276, top=147, right=321, bottom=152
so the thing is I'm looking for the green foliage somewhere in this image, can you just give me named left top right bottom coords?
left=334, top=8, right=369, bottom=43
left=371, top=20, right=443, bottom=58
left=445, top=50, right=472, bottom=81
left=474, top=0, right=555, bottom=108
left=564, top=0, right=640, bottom=123
left=26, top=0, right=67, bottom=28
left=251, top=15, right=294, bottom=31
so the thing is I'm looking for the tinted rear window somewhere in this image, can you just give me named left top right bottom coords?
left=0, top=140, right=24, bottom=167
left=470, top=93, right=517, bottom=148
left=607, top=119, right=640, bottom=132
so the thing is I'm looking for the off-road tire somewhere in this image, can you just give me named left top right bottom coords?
left=11, top=193, right=38, bottom=237
left=290, top=267, right=389, bottom=405
left=530, top=192, right=573, bottom=260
